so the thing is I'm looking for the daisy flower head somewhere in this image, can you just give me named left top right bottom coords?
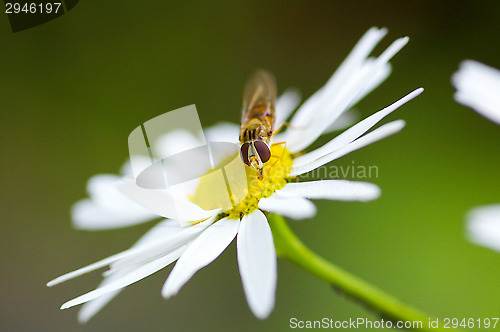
left=47, top=27, right=423, bottom=323
left=453, top=60, right=500, bottom=252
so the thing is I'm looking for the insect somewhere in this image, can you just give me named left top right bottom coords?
left=239, top=69, right=277, bottom=179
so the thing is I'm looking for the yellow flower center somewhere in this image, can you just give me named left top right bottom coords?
left=189, top=144, right=293, bottom=220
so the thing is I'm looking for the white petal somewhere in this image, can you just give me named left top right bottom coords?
left=116, top=178, right=220, bottom=223
left=258, top=195, right=316, bottom=220
left=72, top=174, right=156, bottom=230
left=162, top=217, right=239, bottom=298
left=108, top=219, right=186, bottom=272
left=155, top=129, right=204, bottom=157
left=278, top=180, right=380, bottom=201
left=77, top=266, right=135, bottom=323
left=290, top=120, right=406, bottom=176
left=377, top=36, right=409, bottom=65
left=467, top=204, right=500, bottom=252
left=293, top=88, right=423, bottom=168
left=135, top=219, right=185, bottom=245
left=323, top=109, right=360, bottom=134
left=237, top=210, right=277, bottom=319
left=203, top=122, right=240, bottom=144
left=72, top=199, right=156, bottom=230
left=287, top=51, right=404, bottom=153
left=286, top=27, right=387, bottom=132
left=284, top=29, right=409, bottom=152
left=60, top=247, right=185, bottom=310
left=86, top=174, right=140, bottom=212
left=120, top=156, right=152, bottom=178
left=275, top=89, right=301, bottom=128
left=77, top=219, right=185, bottom=322
left=453, top=60, right=500, bottom=125
left=47, top=251, right=136, bottom=288
left=99, top=216, right=214, bottom=278
left=349, top=62, right=391, bottom=110
left=47, top=217, right=215, bottom=287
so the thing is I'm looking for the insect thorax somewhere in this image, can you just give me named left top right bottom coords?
left=240, top=120, right=271, bottom=144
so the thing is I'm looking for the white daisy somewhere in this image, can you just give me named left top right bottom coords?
left=47, top=27, right=423, bottom=323
left=453, top=60, right=500, bottom=252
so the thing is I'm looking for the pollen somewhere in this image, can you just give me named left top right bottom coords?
left=227, top=144, right=293, bottom=219
left=189, top=144, right=293, bottom=221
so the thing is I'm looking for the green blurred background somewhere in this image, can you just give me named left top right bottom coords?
left=1, top=1, right=500, bottom=331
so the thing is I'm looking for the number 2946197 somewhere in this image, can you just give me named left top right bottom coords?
left=5, top=2, right=62, bottom=14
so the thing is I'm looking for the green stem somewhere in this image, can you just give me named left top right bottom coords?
left=268, top=214, right=451, bottom=331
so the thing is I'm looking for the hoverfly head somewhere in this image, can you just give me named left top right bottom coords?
left=240, top=141, right=271, bottom=171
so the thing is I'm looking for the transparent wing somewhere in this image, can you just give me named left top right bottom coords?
left=241, top=69, right=277, bottom=131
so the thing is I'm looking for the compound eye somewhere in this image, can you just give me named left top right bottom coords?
left=240, top=143, right=250, bottom=165
left=254, top=141, right=271, bottom=163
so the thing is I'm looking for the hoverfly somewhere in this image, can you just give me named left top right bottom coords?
left=239, top=69, right=278, bottom=179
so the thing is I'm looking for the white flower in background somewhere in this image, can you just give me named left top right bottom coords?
left=47, top=27, right=423, bottom=323
left=453, top=60, right=500, bottom=252
left=467, top=205, right=500, bottom=252
left=453, top=60, right=500, bottom=125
